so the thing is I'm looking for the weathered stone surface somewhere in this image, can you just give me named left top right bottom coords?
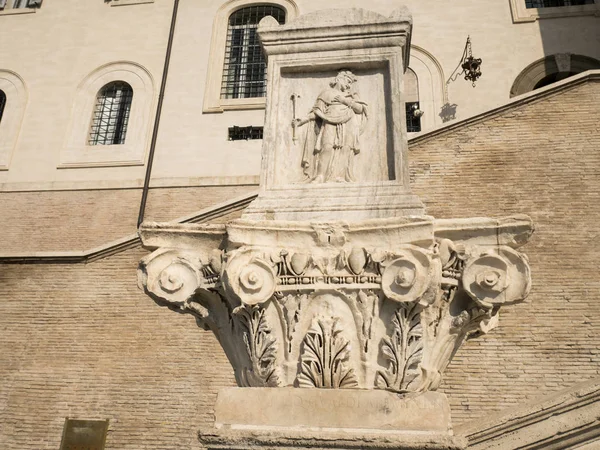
left=215, top=388, right=452, bottom=433
left=243, top=8, right=424, bottom=221
left=135, top=7, right=534, bottom=450
left=138, top=214, right=533, bottom=392
left=199, top=427, right=467, bottom=450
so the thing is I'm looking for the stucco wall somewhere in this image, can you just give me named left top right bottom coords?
left=0, top=0, right=598, bottom=190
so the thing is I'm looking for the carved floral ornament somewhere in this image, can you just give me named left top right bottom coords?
left=138, top=218, right=532, bottom=392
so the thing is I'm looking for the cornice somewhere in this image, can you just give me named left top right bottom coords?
left=456, top=377, right=600, bottom=449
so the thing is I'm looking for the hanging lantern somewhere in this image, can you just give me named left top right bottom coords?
left=447, top=36, right=483, bottom=88
left=461, top=37, right=482, bottom=86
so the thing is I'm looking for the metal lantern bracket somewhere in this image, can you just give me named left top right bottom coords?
left=447, top=36, right=482, bottom=88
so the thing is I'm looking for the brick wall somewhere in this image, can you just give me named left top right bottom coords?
left=0, top=248, right=235, bottom=450
left=0, top=185, right=255, bottom=253
left=0, top=79, right=599, bottom=448
left=409, top=79, right=600, bottom=423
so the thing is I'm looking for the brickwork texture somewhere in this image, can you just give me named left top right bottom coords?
left=0, top=184, right=255, bottom=253
left=0, top=80, right=599, bottom=448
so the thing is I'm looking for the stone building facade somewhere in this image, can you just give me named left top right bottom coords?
left=0, top=0, right=599, bottom=449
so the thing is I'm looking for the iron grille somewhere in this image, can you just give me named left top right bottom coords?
left=88, top=81, right=133, bottom=146
left=220, top=5, right=285, bottom=99
left=525, top=0, right=594, bottom=8
left=0, top=90, right=6, bottom=126
left=406, top=102, right=422, bottom=133
left=228, top=125, right=263, bottom=140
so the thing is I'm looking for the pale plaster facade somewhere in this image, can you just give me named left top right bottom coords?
left=0, top=0, right=598, bottom=191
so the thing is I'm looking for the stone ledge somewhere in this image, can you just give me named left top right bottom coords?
left=456, top=377, right=600, bottom=449
left=409, top=69, right=600, bottom=147
left=199, top=427, right=467, bottom=450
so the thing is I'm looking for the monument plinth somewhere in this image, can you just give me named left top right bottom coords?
left=138, top=8, right=533, bottom=450
left=243, top=8, right=424, bottom=220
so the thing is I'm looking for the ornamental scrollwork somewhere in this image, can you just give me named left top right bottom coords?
left=138, top=215, right=533, bottom=392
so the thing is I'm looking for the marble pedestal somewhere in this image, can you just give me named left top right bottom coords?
left=199, top=388, right=467, bottom=450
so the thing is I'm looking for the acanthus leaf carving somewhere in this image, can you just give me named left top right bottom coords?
left=235, top=305, right=280, bottom=387
left=297, top=318, right=359, bottom=389
left=275, top=293, right=305, bottom=353
left=375, top=303, right=423, bottom=392
left=138, top=215, right=533, bottom=393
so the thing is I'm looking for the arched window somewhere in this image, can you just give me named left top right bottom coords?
left=88, top=81, right=133, bottom=145
left=0, top=90, right=6, bottom=126
left=404, top=69, right=422, bottom=133
left=511, top=54, right=600, bottom=97
left=220, top=5, right=286, bottom=99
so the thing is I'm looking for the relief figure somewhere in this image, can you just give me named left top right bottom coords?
left=293, top=70, right=368, bottom=183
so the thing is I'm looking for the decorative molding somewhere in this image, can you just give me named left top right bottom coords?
left=110, top=0, right=154, bottom=6
left=202, top=0, right=299, bottom=114
left=0, top=70, right=27, bottom=171
left=409, top=45, right=447, bottom=131
left=0, top=175, right=260, bottom=192
left=138, top=215, right=533, bottom=391
left=510, top=54, right=600, bottom=97
left=199, top=426, right=468, bottom=450
left=509, top=0, right=600, bottom=23
left=457, top=377, right=600, bottom=449
left=0, top=8, right=35, bottom=16
left=60, top=61, right=156, bottom=168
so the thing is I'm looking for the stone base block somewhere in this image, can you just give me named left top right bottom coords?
left=201, top=388, right=465, bottom=449
left=198, top=428, right=467, bottom=450
left=242, top=185, right=425, bottom=221
left=214, top=388, right=453, bottom=433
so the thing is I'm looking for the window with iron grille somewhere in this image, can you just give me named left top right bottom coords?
left=88, top=81, right=133, bottom=146
left=228, top=125, right=263, bottom=140
left=406, top=102, right=422, bottom=133
left=221, top=5, right=285, bottom=100
left=525, top=0, right=594, bottom=8
left=404, top=69, right=421, bottom=133
left=0, top=0, right=42, bottom=10
left=0, top=90, right=6, bottom=126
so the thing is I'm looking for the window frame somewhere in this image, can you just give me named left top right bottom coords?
left=510, top=54, right=600, bottom=97
left=0, top=90, right=6, bottom=125
left=220, top=5, right=286, bottom=101
left=109, top=0, right=155, bottom=7
left=202, top=0, right=299, bottom=113
left=509, top=0, right=599, bottom=22
left=0, top=0, right=41, bottom=15
left=60, top=61, right=155, bottom=169
left=0, top=70, right=27, bottom=171
left=88, top=81, right=134, bottom=146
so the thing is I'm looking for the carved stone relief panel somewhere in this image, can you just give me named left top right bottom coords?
left=278, top=67, right=393, bottom=185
